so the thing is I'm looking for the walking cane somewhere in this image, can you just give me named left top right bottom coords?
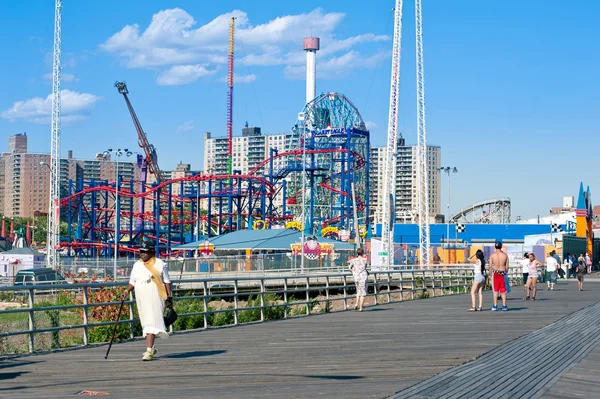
left=105, top=298, right=126, bottom=359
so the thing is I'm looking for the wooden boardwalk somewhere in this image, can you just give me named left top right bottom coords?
left=1, top=281, right=599, bottom=399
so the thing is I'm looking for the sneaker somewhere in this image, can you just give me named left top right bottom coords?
left=142, top=349, right=153, bottom=361
left=492, top=305, right=498, bottom=311
left=151, top=348, right=157, bottom=356
left=502, top=306, right=508, bottom=311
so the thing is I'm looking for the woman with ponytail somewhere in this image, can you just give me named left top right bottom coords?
left=468, top=250, right=486, bottom=311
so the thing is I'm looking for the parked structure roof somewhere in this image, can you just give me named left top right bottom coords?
left=174, top=229, right=356, bottom=251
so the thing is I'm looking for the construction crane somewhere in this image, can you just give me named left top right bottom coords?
left=380, top=1, right=404, bottom=269
left=47, top=0, right=62, bottom=268
left=115, top=82, right=165, bottom=183
left=415, top=0, right=431, bottom=266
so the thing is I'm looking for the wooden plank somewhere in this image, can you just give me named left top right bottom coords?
left=390, top=303, right=600, bottom=399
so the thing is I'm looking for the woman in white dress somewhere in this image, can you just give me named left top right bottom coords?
left=468, top=250, right=486, bottom=311
left=348, top=248, right=369, bottom=312
left=121, top=241, right=173, bottom=361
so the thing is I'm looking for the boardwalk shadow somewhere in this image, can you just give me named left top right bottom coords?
left=305, top=375, right=363, bottom=380
left=365, top=308, right=391, bottom=312
left=162, top=350, right=226, bottom=359
left=0, top=371, right=29, bottom=380
left=0, top=360, right=38, bottom=370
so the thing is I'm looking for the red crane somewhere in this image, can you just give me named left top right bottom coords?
left=115, top=81, right=165, bottom=182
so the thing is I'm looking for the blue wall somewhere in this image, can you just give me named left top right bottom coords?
left=375, top=223, right=562, bottom=245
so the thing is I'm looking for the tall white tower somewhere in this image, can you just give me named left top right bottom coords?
left=303, top=37, right=320, bottom=104
left=48, top=0, right=62, bottom=268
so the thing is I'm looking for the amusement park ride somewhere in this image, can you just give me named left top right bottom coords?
left=48, top=0, right=429, bottom=263
left=54, top=10, right=371, bottom=258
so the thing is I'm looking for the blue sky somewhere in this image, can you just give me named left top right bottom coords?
left=0, top=0, right=598, bottom=220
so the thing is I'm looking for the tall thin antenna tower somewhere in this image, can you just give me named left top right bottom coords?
left=415, top=0, right=431, bottom=265
left=226, top=17, right=235, bottom=175
left=380, top=1, right=403, bottom=268
left=47, top=0, right=62, bottom=268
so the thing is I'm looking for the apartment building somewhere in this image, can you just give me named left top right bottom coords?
left=370, top=135, right=441, bottom=225
left=204, top=128, right=442, bottom=226
left=204, top=124, right=292, bottom=177
left=0, top=134, right=143, bottom=218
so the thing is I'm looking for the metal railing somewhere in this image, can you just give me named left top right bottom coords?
left=0, top=268, right=523, bottom=355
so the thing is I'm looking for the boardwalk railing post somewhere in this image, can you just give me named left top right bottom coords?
left=28, top=288, right=35, bottom=353
left=325, top=276, right=330, bottom=312
left=373, top=273, right=378, bottom=305
left=234, top=279, right=239, bottom=325
left=343, top=275, right=348, bottom=310
left=305, top=277, right=310, bottom=315
left=82, top=287, right=89, bottom=345
left=260, top=279, right=265, bottom=322
left=387, top=272, right=391, bottom=303
left=128, top=290, right=134, bottom=339
left=203, top=280, right=209, bottom=329
left=283, top=278, right=288, bottom=318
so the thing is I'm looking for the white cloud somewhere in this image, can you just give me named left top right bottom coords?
left=101, top=8, right=389, bottom=85
left=43, top=73, right=80, bottom=83
left=156, top=64, right=217, bottom=86
left=365, top=121, right=378, bottom=130
left=285, top=50, right=389, bottom=80
left=218, top=73, right=257, bottom=84
left=1, top=90, right=101, bottom=124
left=177, top=120, right=195, bottom=132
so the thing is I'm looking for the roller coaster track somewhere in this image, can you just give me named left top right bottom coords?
left=60, top=174, right=276, bottom=207
left=449, top=197, right=511, bottom=224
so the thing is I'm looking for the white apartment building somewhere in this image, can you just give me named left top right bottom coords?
left=204, top=124, right=292, bottom=177
left=370, top=136, right=441, bottom=225
left=204, top=128, right=442, bottom=227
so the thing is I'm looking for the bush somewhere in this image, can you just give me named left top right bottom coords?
left=211, top=307, right=234, bottom=327
left=173, top=297, right=205, bottom=331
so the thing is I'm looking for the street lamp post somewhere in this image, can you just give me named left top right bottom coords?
left=103, top=149, right=133, bottom=279
left=438, top=166, right=458, bottom=250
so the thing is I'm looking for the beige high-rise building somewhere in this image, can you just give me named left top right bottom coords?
left=0, top=133, right=51, bottom=218
left=370, top=136, right=441, bottom=225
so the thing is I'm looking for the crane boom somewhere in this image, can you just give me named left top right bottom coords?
left=115, top=81, right=165, bottom=183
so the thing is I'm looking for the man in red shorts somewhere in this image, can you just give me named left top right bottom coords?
left=490, top=241, right=509, bottom=311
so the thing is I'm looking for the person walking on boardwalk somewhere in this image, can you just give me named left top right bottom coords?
left=468, top=250, right=486, bottom=311
left=348, top=247, right=369, bottom=312
left=524, top=253, right=544, bottom=301
left=521, top=253, right=530, bottom=284
left=121, top=241, right=173, bottom=361
left=489, top=241, right=509, bottom=311
left=576, top=259, right=586, bottom=291
left=585, top=253, right=592, bottom=274
left=545, top=252, right=558, bottom=291
left=563, top=253, right=573, bottom=279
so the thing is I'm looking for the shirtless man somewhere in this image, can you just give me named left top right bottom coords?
left=489, top=241, right=509, bottom=311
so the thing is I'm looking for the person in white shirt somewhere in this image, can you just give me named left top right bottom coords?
left=563, top=253, right=573, bottom=279
left=545, top=252, right=558, bottom=291
left=521, top=253, right=530, bottom=284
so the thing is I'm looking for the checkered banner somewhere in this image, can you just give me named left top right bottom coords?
left=551, top=222, right=562, bottom=233
left=456, top=223, right=466, bottom=233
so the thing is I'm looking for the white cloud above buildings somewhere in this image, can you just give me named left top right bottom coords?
left=0, top=90, right=101, bottom=124
left=101, top=8, right=389, bottom=86
left=176, top=120, right=195, bottom=132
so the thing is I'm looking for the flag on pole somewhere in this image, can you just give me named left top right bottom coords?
left=551, top=222, right=562, bottom=233
left=456, top=223, right=466, bottom=233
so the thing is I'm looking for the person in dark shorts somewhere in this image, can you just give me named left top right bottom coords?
left=521, top=253, right=529, bottom=284
left=576, top=260, right=586, bottom=291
